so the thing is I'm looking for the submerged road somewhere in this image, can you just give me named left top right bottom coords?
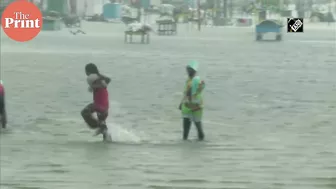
left=0, top=22, right=335, bottom=189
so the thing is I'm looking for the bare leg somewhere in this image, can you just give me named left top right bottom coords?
left=1, top=111, right=6, bottom=129
left=94, top=111, right=109, bottom=139
left=81, top=103, right=99, bottom=129
left=0, top=95, right=6, bottom=128
left=194, top=121, right=205, bottom=141
left=183, top=118, right=191, bottom=140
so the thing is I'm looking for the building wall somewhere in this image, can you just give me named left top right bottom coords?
left=150, top=0, right=161, bottom=6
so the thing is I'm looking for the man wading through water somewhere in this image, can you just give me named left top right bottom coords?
left=81, top=63, right=111, bottom=140
left=179, top=61, right=205, bottom=140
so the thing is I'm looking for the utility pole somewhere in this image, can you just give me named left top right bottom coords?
left=328, top=0, right=331, bottom=25
left=197, top=0, right=201, bottom=31
left=136, top=0, right=141, bottom=22
left=223, top=0, right=227, bottom=19
left=229, top=0, right=233, bottom=18
left=70, top=0, right=77, bottom=14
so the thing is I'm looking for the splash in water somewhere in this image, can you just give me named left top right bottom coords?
left=106, top=121, right=141, bottom=143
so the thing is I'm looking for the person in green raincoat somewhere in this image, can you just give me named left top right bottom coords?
left=178, top=61, right=205, bottom=140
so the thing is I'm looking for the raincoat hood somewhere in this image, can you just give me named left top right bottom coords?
left=187, top=60, right=199, bottom=72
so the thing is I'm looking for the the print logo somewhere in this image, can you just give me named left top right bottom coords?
left=1, top=0, right=43, bottom=42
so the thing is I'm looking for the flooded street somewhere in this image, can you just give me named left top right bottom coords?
left=0, top=22, right=336, bottom=189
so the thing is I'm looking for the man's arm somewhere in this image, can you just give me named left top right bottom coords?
left=91, top=79, right=107, bottom=89
left=99, top=74, right=111, bottom=85
left=90, top=74, right=110, bottom=89
left=193, top=80, right=205, bottom=97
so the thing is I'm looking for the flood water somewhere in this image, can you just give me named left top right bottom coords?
left=0, top=22, right=336, bottom=189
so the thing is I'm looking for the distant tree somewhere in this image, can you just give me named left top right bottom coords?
left=256, top=0, right=280, bottom=7
left=206, top=0, right=214, bottom=9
